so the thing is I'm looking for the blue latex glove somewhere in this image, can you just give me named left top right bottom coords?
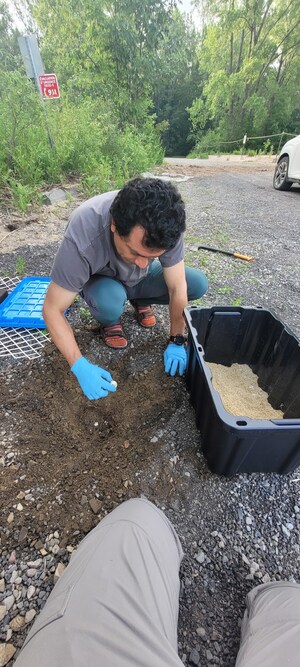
left=164, top=343, right=187, bottom=377
left=71, top=356, right=117, bottom=400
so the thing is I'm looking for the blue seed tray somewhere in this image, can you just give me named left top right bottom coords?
left=0, top=277, right=51, bottom=329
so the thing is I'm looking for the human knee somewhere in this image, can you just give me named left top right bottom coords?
left=186, top=269, right=208, bottom=301
left=85, top=278, right=127, bottom=321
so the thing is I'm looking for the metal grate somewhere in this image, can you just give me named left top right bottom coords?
left=0, top=277, right=50, bottom=359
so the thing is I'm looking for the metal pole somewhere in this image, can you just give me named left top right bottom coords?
left=276, top=131, right=285, bottom=158
left=25, top=35, right=55, bottom=150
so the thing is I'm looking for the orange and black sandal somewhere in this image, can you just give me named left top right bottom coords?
left=102, top=324, right=127, bottom=349
left=133, top=304, right=156, bottom=328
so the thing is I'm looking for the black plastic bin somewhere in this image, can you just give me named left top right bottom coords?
left=184, top=306, right=300, bottom=475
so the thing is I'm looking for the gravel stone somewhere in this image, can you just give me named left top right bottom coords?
left=189, top=648, right=200, bottom=665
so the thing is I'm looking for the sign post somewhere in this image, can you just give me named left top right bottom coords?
left=18, top=35, right=45, bottom=79
left=18, top=35, right=56, bottom=150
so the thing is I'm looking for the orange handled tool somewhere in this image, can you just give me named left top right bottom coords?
left=198, top=245, right=254, bottom=262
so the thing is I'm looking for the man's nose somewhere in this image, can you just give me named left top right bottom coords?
left=135, top=256, right=149, bottom=269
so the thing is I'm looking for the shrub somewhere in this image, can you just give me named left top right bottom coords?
left=0, top=71, right=164, bottom=207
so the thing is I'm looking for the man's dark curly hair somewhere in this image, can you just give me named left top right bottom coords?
left=110, top=177, right=186, bottom=250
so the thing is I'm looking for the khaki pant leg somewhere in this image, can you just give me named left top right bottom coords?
left=236, top=581, right=300, bottom=667
left=15, top=498, right=184, bottom=667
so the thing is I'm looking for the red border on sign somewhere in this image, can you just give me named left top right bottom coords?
left=38, top=73, right=60, bottom=99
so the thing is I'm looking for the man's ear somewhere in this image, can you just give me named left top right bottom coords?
left=111, top=218, right=116, bottom=233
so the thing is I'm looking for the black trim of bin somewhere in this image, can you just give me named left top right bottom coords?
left=184, top=306, right=300, bottom=476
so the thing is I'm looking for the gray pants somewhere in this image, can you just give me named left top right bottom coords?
left=15, top=499, right=300, bottom=667
left=236, top=581, right=300, bottom=666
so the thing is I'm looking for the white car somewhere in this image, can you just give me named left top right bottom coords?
left=273, top=134, right=300, bottom=190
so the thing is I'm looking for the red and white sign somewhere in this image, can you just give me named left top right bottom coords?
left=38, top=73, right=60, bottom=99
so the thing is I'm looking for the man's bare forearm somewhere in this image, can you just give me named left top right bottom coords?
left=169, top=291, right=188, bottom=336
left=43, top=308, right=82, bottom=367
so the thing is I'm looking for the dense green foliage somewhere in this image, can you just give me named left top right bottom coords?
left=0, top=0, right=172, bottom=206
left=152, top=11, right=202, bottom=156
left=190, top=0, right=300, bottom=153
left=1, top=0, right=300, bottom=208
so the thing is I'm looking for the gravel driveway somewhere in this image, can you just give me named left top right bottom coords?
left=0, top=159, right=300, bottom=666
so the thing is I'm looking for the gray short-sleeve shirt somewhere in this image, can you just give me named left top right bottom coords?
left=50, top=191, right=184, bottom=293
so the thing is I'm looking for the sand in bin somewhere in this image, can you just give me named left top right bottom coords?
left=207, top=363, right=284, bottom=420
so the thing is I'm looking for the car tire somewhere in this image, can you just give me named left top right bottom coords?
left=273, top=155, right=292, bottom=191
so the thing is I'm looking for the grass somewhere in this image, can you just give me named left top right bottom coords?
left=217, top=286, right=233, bottom=295
left=15, top=256, right=26, bottom=275
left=79, top=307, right=93, bottom=323
left=231, top=296, right=244, bottom=306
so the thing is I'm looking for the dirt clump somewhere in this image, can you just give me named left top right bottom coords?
left=0, top=328, right=182, bottom=548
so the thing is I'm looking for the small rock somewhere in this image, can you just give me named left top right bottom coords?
left=27, top=559, right=42, bottom=568
left=89, top=498, right=101, bottom=514
left=189, top=648, right=200, bottom=665
left=196, top=627, right=206, bottom=639
left=33, top=541, right=44, bottom=550
left=26, top=569, right=37, bottom=578
left=54, top=562, right=66, bottom=584
left=0, top=607, right=7, bottom=622
left=16, top=503, right=23, bottom=511
left=9, top=615, right=26, bottom=632
left=10, top=571, right=18, bottom=584
left=241, top=553, right=250, bottom=566
left=25, top=609, right=36, bottom=624
left=0, top=580, right=5, bottom=593
left=7, top=512, right=14, bottom=524
left=8, top=551, right=16, bottom=564
left=4, top=596, right=14, bottom=612
left=27, top=585, right=35, bottom=600
left=52, top=544, right=60, bottom=555
left=282, top=525, right=290, bottom=538
left=18, top=526, right=28, bottom=542
left=41, top=187, right=68, bottom=205
left=195, top=550, right=205, bottom=564
left=150, top=436, right=158, bottom=443
left=250, top=561, right=260, bottom=574
left=0, top=643, right=16, bottom=666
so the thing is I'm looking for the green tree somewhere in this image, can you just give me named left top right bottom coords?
left=190, top=0, right=300, bottom=149
left=152, top=10, right=202, bottom=155
left=0, top=1, right=22, bottom=71
left=103, top=0, right=175, bottom=125
left=27, top=0, right=176, bottom=125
